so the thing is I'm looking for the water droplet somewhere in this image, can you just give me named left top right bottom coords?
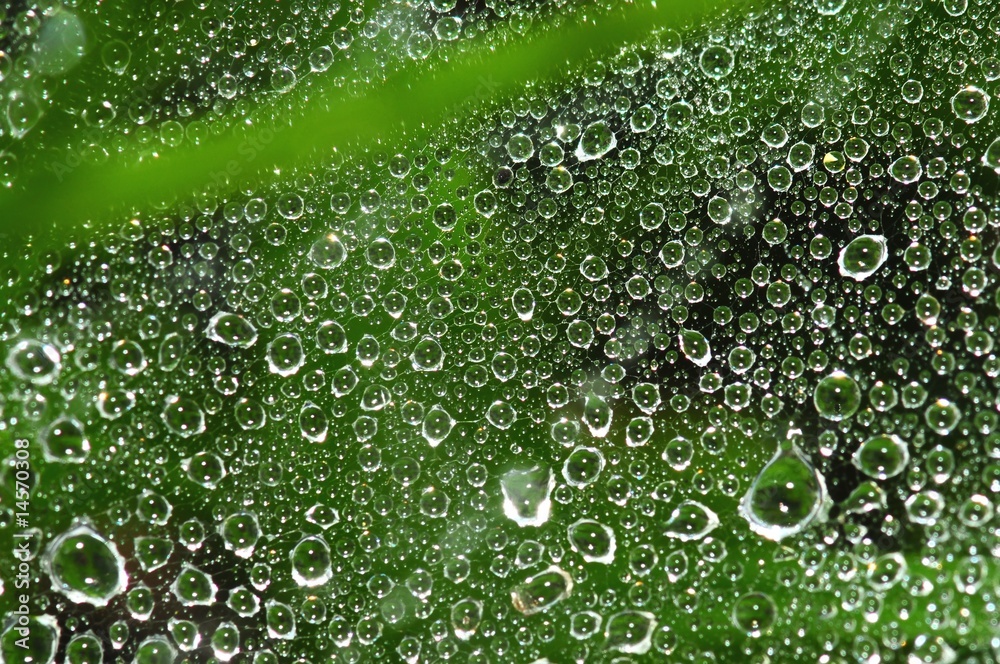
left=925, top=398, right=962, bottom=435
left=171, top=564, right=217, bottom=606
left=582, top=393, right=613, bottom=437
left=422, top=405, right=454, bottom=446
left=450, top=598, right=483, bottom=640
left=44, top=523, right=127, bottom=606
left=567, top=519, right=616, bottom=563
left=309, top=234, right=347, bottom=269
left=982, top=137, right=1000, bottom=172
left=419, top=487, right=451, bottom=518
left=40, top=416, right=89, bottom=463
left=853, top=434, right=910, bottom=480
left=266, top=600, right=297, bottom=640
left=316, top=320, right=348, bottom=354
left=66, top=632, right=102, bottom=664
left=211, top=622, right=241, bottom=662
left=889, top=155, right=922, bottom=183
left=679, top=328, right=712, bottom=366
left=511, top=566, right=573, bottom=616
left=267, top=333, right=305, bottom=376
left=814, top=371, right=861, bottom=420
left=562, top=447, right=604, bottom=487
left=161, top=395, right=206, bottom=437
left=411, top=336, right=445, bottom=371
left=134, top=537, right=172, bottom=572
left=580, top=255, right=609, bottom=281
left=100, top=39, right=131, bottom=74
left=168, top=619, right=201, bottom=652
left=291, top=535, right=332, bottom=587
left=220, top=512, right=261, bottom=558
left=699, top=44, right=734, bottom=79
left=507, top=133, right=534, bottom=162
left=951, top=85, right=989, bottom=123
left=740, top=439, right=829, bottom=541
left=707, top=195, right=732, bottom=224
left=487, top=400, right=517, bottom=430
left=502, top=465, right=554, bottom=527
left=299, top=401, right=329, bottom=443
left=366, top=237, right=395, bottom=269
left=206, top=312, right=258, bottom=348
left=663, top=500, right=720, bottom=541
left=604, top=610, right=656, bottom=655
left=6, top=339, right=61, bottom=384
left=576, top=121, right=616, bottom=161
left=838, top=234, right=888, bottom=281
left=511, top=287, right=535, bottom=321
left=732, top=592, right=777, bottom=637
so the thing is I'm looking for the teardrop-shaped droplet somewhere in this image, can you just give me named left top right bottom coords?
left=582, top=393, right=612, bottom=438
left=679, top=328, right=712, bottom=367
left=740, top=439, right=829, bottom=541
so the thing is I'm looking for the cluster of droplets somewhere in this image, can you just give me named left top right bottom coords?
left=4, top=0, right=1000, bottom=662
left=0, top=0, right=559, bottom=190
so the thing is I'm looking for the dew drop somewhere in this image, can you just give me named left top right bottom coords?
left=838, top=234, right=888, bottom=281
left=740, top=438, right=829, bottom=541
left=501, top=465, right=554, bottom=527
left=45, top=523, right=127, bottom=606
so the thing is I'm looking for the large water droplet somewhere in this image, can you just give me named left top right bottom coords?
left=161, top=396, right=206, bottom=437
left=411, top=336, right=445, bottom=371
left=951, top=85, right=989, bottom=123
left=171, top=564, right=217, bottom=606
left=663, top=500, right=720, bottom=541
left=220, top=512, right=261, bottom=559
left=679, top=328, right=712, bottom=366
left=838, top=234, right=888, bottom=281
left=65, top=632, right=102, bottom=664
left=6, top=339, right=61, bottom=384
left=853, top=434, right=910, bottom=480
left=582, top=393, right=612, bottom=437
left=813, top=370, right=861, bottom=421
left=501, top=465, right=554, bottom=527
left=575, top=121, right=616, bottom=161
left=740, top=438, right=829, bottom=541
left=511, top=566, right=573, bottom=616
left=44, top=523, right=127, bottom=606
left=562, top=447, right=604, bottom=487
left=206, top=312, right=258, bottom=348
left=889, top=155, right=922, bottom=183
left=567, top=519, right=616, bottom=563
left=40, top=416, right=89, bottom=463
left=422, top=405, right=454, bottom=446
left=267, top=333, right=305, bottom=376
left=699, top=44, right=734, bottom=79
left=604, top=611, right=656, bottom=655
left=290, top=535, right=332, bottom=587
left=450, top=598, right=483, bottom=641
left=265, top=600, right=297, bottom=640
left=309, top=233, right=347, bottom=269
left=983, top=137, right=1000, bottom=172
left=732, top=592, right=777, bottom=637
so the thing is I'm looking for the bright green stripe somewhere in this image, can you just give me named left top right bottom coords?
left=0, top=0, right=751, bottom=237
